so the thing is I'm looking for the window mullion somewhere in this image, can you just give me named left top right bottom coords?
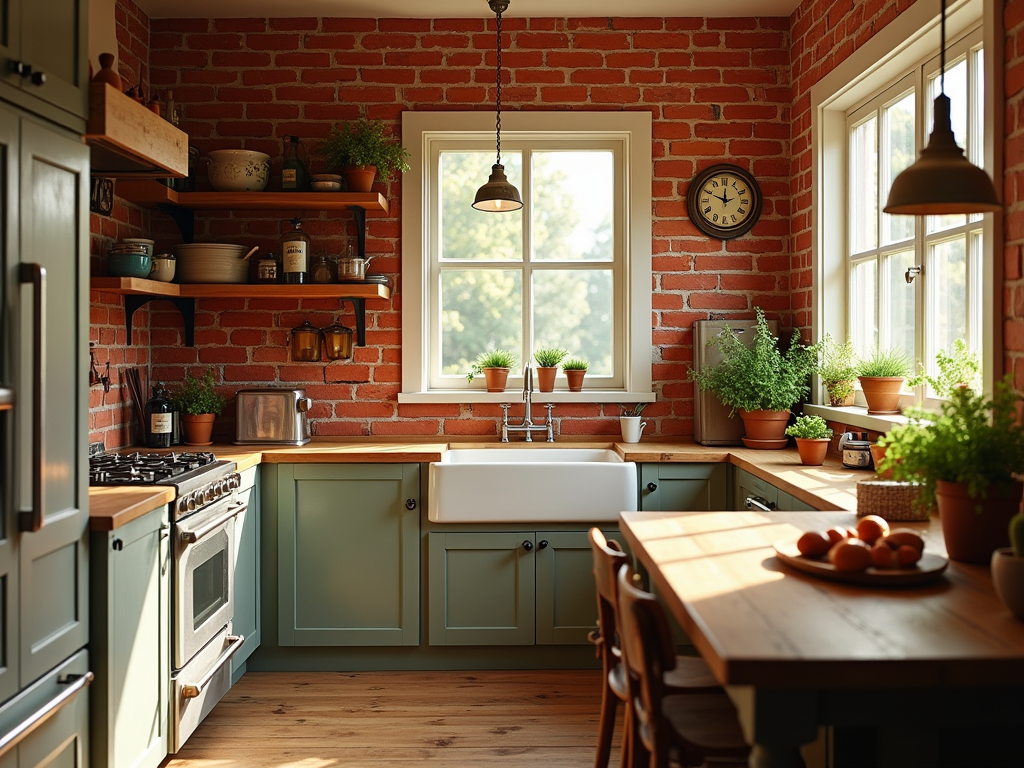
left=521, top=148, right=532, bottom=367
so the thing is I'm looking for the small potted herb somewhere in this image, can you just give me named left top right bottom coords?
left=784, top=414, right=833, bottom=466
left=856, top=347, right=912, bottom=414
left=907, top=339, right=980, bottom=398
left=620, top=403, right=649, bottom=443
left=318, top=117, right=411, bottom=192
left=561, top=357, right=589, bottom=392
left=533, top=347, right=567, bottom=392
left=467, top=348, right=517, bottom=392
left=817, top=334, right=858, bottom=407
left=170, top=368, right=226, bottom=446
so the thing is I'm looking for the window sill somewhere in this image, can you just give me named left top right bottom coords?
left=803, top=403, right=910, bottom=434
left=397, top=390, right=657, bottom=405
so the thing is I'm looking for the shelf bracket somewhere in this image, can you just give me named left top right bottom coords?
left=340, top=297, right=367, bottom=346
left=124, top=296, right=196, bottom=346
left=158, top=203, right=195, bottom=244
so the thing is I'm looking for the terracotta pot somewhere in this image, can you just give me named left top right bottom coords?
left=564, top=369, right=586, bottom=392
left=826, top=382, right=855, bottom=407
left=344, top=165, right=377, bottom=193
left=869, top=443, right=893, bottom=479
left=93, top=52, right=123, bottom=89
left=936, top=480, right=1023, bottom=564
left=182, top=413, right=216, bottom=446
left=738, top=409, right=790, bottom=441
left=536, top=366, right=557, bottom=393
left=482, top=367, right=509, bottom=393
left=858, top=376, right=905, bottom=414
left=794, top=438, right=830, bottom=466
left=991, top=548, right=1024, bottom=620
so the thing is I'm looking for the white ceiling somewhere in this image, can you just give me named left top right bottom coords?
left=136, top=0, right=801, bottom=20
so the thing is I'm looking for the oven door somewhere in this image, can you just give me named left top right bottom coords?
left=174, top=496, right=246, bottom=669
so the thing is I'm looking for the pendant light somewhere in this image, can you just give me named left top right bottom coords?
left=883, top=0, right=1000, bottom=215
left=473, top=0, right=523, bottom=212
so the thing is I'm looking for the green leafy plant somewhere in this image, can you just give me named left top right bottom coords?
left=879, top=375, right=1024, bottom=512
left=687, top=308, right=818, bottom=416
left=622, top=403, right=648, bottom=417
left=561, top=357, right=589, bottom=371
left=171, top=368, right=226, bottom=416
left=856, top=347, right=912, bottom=378
left=817, top=334, right=858, bottom=404
left=466, top=348, right=517, bottom=382
left=319, top=118, right=411, bottom=182
left=784, top=414, right=833, bottom=440
left=1010, top=512, right=1024, bottom=558
left=533, top=347, right=568, bottom=368
left=907, top=339, right=981, bottom=397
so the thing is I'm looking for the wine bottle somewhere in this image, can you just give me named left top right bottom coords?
left=145, top=385, right=172, bottom=448
left=279, top=218, right=311, bottom=285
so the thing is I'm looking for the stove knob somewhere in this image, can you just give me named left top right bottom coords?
left=177, top=498, right=188, bottom=515
left=229, top=474, right=240, bottom=489
left=186, top=493, right=196, bottom=512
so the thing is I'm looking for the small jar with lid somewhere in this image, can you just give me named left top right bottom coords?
left=311, top=253, right=335, bottom=285
left=322, top=323, right=353, bottom=360
left=252, top=251, right=280, bottom=284
left=289, top=320, right=323, bottom=362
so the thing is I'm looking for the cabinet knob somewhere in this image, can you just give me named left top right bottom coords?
left=538, top=539, right=548, bottom=549
left=8, top=61, right=31, bottom=77
left=29, top=71, right=45, bottom=86
left=646, top=482, right=657, bottom=493
left=405, top=498, right=417, bottom=510
left=112, top=538, right=123, bottom=551
left=522, top=540, right=533, bottom=551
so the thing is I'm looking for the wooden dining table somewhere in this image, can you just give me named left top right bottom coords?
left=618, top=510, right=1024, bottom=768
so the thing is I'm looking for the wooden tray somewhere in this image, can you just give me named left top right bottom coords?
left=773, top=538, right=949, bottom=586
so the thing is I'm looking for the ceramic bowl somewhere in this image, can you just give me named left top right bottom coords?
left=121, top=237, right=155, bottom=256
left=173, top=242, right=249, bottom=283
left=310, top=173, right=343, bottom=192
left=108, top=251, right=152, bottom=278
left=206, top=149, right=270, bottom=192
left=149, top=255, right=176, bottom=282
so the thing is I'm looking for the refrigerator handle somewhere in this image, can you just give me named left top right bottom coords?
left=18, top=263, right=45, bottom=533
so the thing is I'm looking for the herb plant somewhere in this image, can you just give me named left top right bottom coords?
left=319, top=118, right=411, bottom=182
left=817, top=334, right=858, bottom=404
left=879, top=375, right=1024, bottom=512
left=466, top=348, right=517, bottom=382
left=856, top=347, right=912, bottom=378
left=907, top=339, right=981, bottom=397
left=561, top=357, right=589, bottom=371
left=171, top=368, right=226, bottom=416
left=622, top=403, right=648, bottom=417
left=784, top=414, right=833, bottom=440
left=687, top=308, right=818, bottom=416
left=533, top=347, right=568, bottom=368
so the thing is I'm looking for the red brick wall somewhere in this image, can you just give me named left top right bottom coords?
left=1004, top=0, right=1024, bottom=390
left=125, top=15, right=792, bottom=443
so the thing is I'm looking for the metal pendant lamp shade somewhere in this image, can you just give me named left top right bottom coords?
left=883, top=0, right=1000, bottom=216
left=473, top=0, right=523, bottom=212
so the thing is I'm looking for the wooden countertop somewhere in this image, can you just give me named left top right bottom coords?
left=88, top=486, right=175, bottom=532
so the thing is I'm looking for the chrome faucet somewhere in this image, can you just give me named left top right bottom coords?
left=501, top=363, right=555, bottom=442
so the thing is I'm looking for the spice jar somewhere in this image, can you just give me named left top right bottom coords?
left=252, top=251, right=280, bottom=284
left=322, top=323, right=353, bottom=360
left=311, top=253, right=335, bottom=284
left=289, top=320, right=323, bottom=362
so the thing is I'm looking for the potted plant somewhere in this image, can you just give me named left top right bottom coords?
left=467, top=349, right=516, bottom=392
left=319, top=117, right=411, bottom=193
left=171, top=368, right=226, bottom=446
left=856, top=347, right=911, bottom=414
left=879, top=376, right=1024, bottom=563
left=533, top=347, right=567, bottom=392
left=688, top=308, right=817, bottom=447
left=562, top=357, right=589, bottom=392
left=620, top=403, right=648, bottom=443
left=818, top=334, right=858, bottom=406
left=784, top=414, right=833, bottom=466
left=992, top=512, right=1024, bottom=620
left=907, top=339, right=981, bottom=397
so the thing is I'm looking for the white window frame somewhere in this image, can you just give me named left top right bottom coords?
left=806, top=0, right=1001, bottom=432
left=399, top=111, right=653, bottom=404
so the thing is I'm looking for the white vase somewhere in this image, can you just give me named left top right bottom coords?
left=991, top=548, right=1024, bottom=620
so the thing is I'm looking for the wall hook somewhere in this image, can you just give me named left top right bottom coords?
left=89, top=343, right=111, bottom=392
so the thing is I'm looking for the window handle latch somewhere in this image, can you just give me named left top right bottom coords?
left=905, top=265, right=923, bottom=284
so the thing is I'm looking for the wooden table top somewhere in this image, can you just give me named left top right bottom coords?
left=619, top=510, right=1024, bottom=690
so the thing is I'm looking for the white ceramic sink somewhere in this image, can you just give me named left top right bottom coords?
left=428, top=448, right=637, bottom=523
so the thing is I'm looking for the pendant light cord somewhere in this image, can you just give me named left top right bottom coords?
left=940, top=0, right=946, bottom=94
left=494, top=6, right=504, bottom=167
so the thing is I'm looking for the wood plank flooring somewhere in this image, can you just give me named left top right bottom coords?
left=162, top=669, right=620, bottom=767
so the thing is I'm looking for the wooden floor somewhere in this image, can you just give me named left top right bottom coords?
left=162, top=669, right=619, bottom=767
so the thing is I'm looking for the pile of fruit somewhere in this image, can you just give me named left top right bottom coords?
left=796, top=515, right=925, bottom=573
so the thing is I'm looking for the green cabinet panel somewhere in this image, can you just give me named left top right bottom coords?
left=277, top=464, right=419, bottom=646
left=734, top=467, right=779, bottom=511
left=428, top=532, right=535, bottom=646
left=639, top=463, right=729, bottom=511
left=778, top=489, right=817, bottom=512
left=232, top=466, right=260, bottom=674
left=90, top=505, right=169, bottom=768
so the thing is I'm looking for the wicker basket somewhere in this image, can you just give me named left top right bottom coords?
left=856, top=480, right=930, bottom=522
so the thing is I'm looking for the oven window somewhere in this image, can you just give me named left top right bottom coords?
left=193, top=549, right=227, bottom=629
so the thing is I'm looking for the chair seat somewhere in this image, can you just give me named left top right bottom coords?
left=610, top=656, right=722, bottom=702
left=660, top=693, right=749, bottom=754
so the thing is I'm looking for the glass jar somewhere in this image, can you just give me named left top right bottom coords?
left=289, top=320, right=322, bottom=362
left=311, top=253, right=335, bottom=284
left=322, top=323, right=353, bottom=360
left=252, top=251, right=280, bottom=284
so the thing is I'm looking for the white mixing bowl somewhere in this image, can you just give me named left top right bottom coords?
left=206, top=150, right=270, bottom=192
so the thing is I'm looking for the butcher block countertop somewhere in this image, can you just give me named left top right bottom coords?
left=89, top=438, right=867, bottom=529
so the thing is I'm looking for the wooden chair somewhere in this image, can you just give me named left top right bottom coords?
left=588, top=528, right=721, bottom=768
left=615, top=563, right=751, bottom=768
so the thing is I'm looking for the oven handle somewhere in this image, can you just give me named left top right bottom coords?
left=0, top=671, right=93, bottom=759
left=179, top=501, right=246, bottom=544
left=180, top=635, right=243, bottom=699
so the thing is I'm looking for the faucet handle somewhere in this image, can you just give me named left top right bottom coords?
left=523, top=363, right=533, bottom=398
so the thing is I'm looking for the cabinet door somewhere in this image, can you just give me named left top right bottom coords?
left=277, top=464, right=419, bottom=646
left=777, top=490, right=817, bottom=512
left=535, top=529, right=624, bottom=646
left=90, top=506, right=169, bottom=768
left=640, top=464, right=729, bottom=511
left=734, top=467, right=778, bottom=512
left=16, top=115, right=89, bottom=685
left=231, top=466, right=260, bottom=674
left=428, top=532, right=535, bottom=646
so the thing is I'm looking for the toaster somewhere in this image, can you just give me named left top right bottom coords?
left=235, top=387, right=311, bottom=445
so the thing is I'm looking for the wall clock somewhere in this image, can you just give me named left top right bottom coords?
left=686, top=164, right=763, bottom=240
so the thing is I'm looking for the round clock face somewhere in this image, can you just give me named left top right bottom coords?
left=686, top=164, right=763, bottom=240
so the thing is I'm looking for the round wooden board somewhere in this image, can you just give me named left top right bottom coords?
left=773, top=538, right=949, bottom=586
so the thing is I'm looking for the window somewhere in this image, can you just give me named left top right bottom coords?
left=400, top=112, right=652, bottom=403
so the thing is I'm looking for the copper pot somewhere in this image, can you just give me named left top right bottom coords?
left=322, top=324, right=353, bottom=360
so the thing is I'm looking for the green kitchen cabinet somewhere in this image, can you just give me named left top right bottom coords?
left=232, top=466, right=261, bottom=677
left=276, top=463, right=419, bottom=646
left=90, top=504, right=169, bottom=768
left=639, top=463, right=729, bottom=511
left=734, top=467, right=817, bottom=511
left=428, top=528, right=624, bottom=646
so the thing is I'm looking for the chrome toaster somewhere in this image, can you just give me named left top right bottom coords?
left=235, top=387, right=311, bottom=445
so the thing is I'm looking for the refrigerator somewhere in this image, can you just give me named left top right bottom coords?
left=0, top=103, right=92, bottom=764
left=692, top=318, right=778, bottom=446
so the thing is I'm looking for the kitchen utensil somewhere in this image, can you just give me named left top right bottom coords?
left=242, top=245, right=259, bottom=260
left=107, top=248, right=152, bottom=278
left=206, top=149, right=270, bottom=192
left=289, top=320, right=322, bottom=362
left=173, top=242, right=250, bottom=283
left=234, top=387, right=312, bottom=445
left=322, top=323, right=353, bottom=360
left=149, top=253, right=176, bottom=282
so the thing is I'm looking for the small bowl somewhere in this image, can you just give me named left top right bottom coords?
left=108, top=251, right=152, bottom=278
left=311, top=180, right=343, bottom=192
left=121, top=237, right=155, bottom=256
